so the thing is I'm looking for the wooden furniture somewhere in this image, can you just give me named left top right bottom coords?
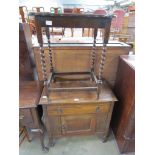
left=33, top=13, right=113, bottom=100
left=71, top=8, right=85, bottom=37
left=19, top=23, right=37, bottom=81
left=33, top=39, right=131, bottom=88
left=83, top=9, right=107, bottom=37
left=111, top=10, right=125, bottom=33
left=50, top=7, right=62, bottom=14
left=32, top=7, right=44, bottom=12
left=64, top=8, right=73, bottom=13
left=111, top=55, right=135, bottom=153
left=19, top=126, right=31, bottom=146
left=19, top=6, right=28, bottom=23
left=31, top=13, right=117, bottom=147
left=19, top=23, right=48, bottom=151
left=39, top=81, right=117, bottom=146
left=111, top=10, right=125, bottom=40
left=49, top=7, right=65, bottom=36
left=19, top=6, right=36, bottom=35
left=19, top=81, right=48, bottom=151
left=118, top=13, right=135, bottom=43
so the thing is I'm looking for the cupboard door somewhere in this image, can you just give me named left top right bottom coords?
left=61, top=114, right=96, bottom=136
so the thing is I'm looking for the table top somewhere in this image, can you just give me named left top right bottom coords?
left=39, top=80, right=117, bottom=105
left=19, top=81, right=43, bottom=108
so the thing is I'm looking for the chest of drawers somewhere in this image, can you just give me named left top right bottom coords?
left=19, top=81, right=48, bottom=151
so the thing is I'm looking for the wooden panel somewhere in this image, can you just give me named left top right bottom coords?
left=19, top=81, right=43, bottom=108
left=19, top=109, right=34, bottom=128
left=19, top=23, right=34, bottom=81
left=61, top=114, right=96, bottom=135
left=40, top=81, right=117, bottom=105
left=96, top=113, right=108, bottom=132
left=33, top=13, right=112, bottom=28
left=47, top=104, right=110, bottom=116
left=111, top=55, right=135, bottom=153
left=33, top=45, right=130, bottom=87
left=48, top=116, right=61, bottom=137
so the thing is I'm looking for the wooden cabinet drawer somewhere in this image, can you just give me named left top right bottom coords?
left=47, top=104, right=110, bottom=116
left=19, top=109, right=35, bottom=128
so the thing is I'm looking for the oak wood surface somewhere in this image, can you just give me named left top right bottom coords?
left=33, top=41, right=130, bottom=87
left=61, top=114, right=96, bottom=136
left=40, top=79, right=117, bottom=144
left=47, top=104, right=110, bottom=116
left=39, top=81, right=117, bottom=105
left=19, top=81, right=43, bottom=108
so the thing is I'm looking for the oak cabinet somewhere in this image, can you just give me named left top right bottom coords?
left=40, top=82, right=117, bottom=146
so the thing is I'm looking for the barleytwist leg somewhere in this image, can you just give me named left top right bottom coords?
left=98, top=43, right=107, bottom=82
left=46, top=27, right=54, bottom=72
left=40, top=45, right=48, bottom=81
left=91, top=28, right=97, bottom=72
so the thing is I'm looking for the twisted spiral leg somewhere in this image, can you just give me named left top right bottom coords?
left=40, top=45, right=48, bottom=81
left=98, top=44, right=107, bottom=83
left=91, top=28, right=97, bottom=71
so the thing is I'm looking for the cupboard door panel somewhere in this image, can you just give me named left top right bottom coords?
left=61, top=114, right=96, bottom=136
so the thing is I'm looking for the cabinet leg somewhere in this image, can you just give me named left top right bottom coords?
left=102, top=135, right=108, bottom=143
left=48, top=137, right=55, bottom=147
left=31, top=129, right=49, bottom=151
left=39, top=132, right=49, bottom=152
left=102, top=131, right=109, bottom=143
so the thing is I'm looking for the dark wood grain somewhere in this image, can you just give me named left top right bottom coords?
left=19, top=81, right=48, bottom=151
left=111, top=55, right=135, bottom=153
left=19, top=81, right=43, bottom=108
left=33, top=13, right=113, bottom=45
left=19, top=23, right=35, bottom=81
left=39, top=81, right=117, bottom=105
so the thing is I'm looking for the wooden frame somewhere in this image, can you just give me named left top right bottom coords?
left=32, top=13, right=113, bottom=99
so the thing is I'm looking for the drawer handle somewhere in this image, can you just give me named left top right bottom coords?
left=96, top=106, right=100, bottom=113
left=19, top=115, right=24, bottom=120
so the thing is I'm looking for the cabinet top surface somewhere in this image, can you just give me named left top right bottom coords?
left=120, top=55, right=135, bottom=69
left=19, top=81, right=43, bottom=108
left=39, top=81, right=117, bottom=105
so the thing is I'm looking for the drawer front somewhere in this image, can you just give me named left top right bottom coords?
left=19, top=109, right=35, bottom=128
left=47, top=103, right=110, bottom=116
